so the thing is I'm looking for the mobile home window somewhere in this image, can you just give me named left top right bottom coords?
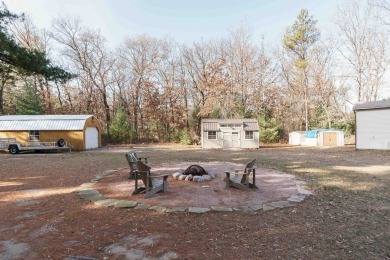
left=245, top=131, right=254, bottom=140
left=29, top=130, right=40, bottom=141
left=208, top=131, right=217, bottom=140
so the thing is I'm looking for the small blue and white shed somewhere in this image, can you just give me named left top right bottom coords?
left=303, top=129, right=344, bottom=147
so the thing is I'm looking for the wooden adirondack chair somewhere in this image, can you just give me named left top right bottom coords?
left=125, top=152, right=149, bottom=179
left=132, top=160, right=169, bottom=199
left=225, top=159, right=258, bottom=191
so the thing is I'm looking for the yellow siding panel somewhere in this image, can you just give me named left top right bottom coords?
left=0, top=131, right=29, bottom=141
left=0, top=130, right=84, bottom=151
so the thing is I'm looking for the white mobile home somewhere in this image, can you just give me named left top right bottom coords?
left=353, top=100, right=390, bottom=150
left=201, top=119, right=259, bottom=149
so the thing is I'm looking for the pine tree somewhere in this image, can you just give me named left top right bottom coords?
left=16, top=84, right=44, bottom=115
left=283, top=9, right=320, bottom=131
left=109, top=108, right=131, bottom=144
left=0, top=3, right=73, bottom=114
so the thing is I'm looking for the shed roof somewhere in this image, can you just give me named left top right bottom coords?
left=304, top=129, right=342, bottom=138
left=203, top=122, right=219, bottom=131
left=290, top=131, right=306, bottom=134
left=202, top=118, right=259, bottom=131
left=243, top=122, right=258, bottom=131
left=353, top=100, right=390, bottom=111
left=0, top=115, right=94, bottom=131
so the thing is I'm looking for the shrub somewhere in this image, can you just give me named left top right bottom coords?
left=332, top=114, right=355, bottom=136
left=109, top=108, right=131, bottom=144
left=171, top=128, right=182, bottom=143
left=180, top=128, right=192, bottom=145
left=260, top=126, right=283, bottom=143
left=258, top=114, right=283, bottom=143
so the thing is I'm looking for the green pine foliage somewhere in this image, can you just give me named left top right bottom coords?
left=16, top=84, right=43, bottom=115
left=258, top=113, right=283, bottom=143
left=170, top=127, right=192, bottom=145
left=109, top=108, right=131, bottom=144
left=170, top=128, right=182, bottom=143
left=260, top=126, right=283, bottom=143
left=332, top=114, right=355, bottom=136
left=180, top=128, right=192, bottom=145
left=0, top=4, right=73, bottom=80
left=283, top=9, right=320, bottom=68
left=209, top=108, right=222, bottom=119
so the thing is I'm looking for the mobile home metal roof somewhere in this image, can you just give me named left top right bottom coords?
left=202, top=118, right=259, bottom=131
left=353, top=100, right=390, bottom=111
left=0, top=115, right=94, bottom=131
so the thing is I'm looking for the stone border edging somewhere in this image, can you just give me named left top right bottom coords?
left=75, top=168, right=313, bottom=214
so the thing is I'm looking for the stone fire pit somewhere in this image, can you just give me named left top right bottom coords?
left=82, top=161, right=312, bottom=210
left=172, top=165, right=217, bottom=182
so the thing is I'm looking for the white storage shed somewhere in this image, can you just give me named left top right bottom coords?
left=317, top=131, right=344, bottom=146
left=302, top=129, right=344, bottom=147
left=289, top=131, right=306, bottom=145
left=201, top=119, right=259, bottom=149
left=353, top=100, right=390, bottom=150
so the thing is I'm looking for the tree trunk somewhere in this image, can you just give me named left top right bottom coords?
left=133, top=79, right=141, bottom=140
left=101, top=89, right=111, bottom=141
left=304, top=72, right=309, bottom=131
left=55, top=82, right=63, bottom=107
left=0, top=83, right=4, bottom=115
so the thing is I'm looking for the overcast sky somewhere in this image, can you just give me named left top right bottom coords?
left=4, top=0, right=341, bottom=46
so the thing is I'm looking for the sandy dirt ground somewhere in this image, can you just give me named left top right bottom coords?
left=0, top=144, right=389, bottom=259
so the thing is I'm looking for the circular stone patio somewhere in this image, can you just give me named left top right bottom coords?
left=77, top=162, right=312, bottom=213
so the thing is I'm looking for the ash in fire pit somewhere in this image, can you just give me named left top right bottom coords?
left=184, top=165, right=207, bottom=176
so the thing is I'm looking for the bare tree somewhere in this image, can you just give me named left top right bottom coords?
left=51, top=16, right=115, bottom=133
left=221, top=25, right=261, bottom=117
left=118, top=34, right=162, bottom=139
left=182, top=40, right=224, bottom=119
left=336, top=0, right=389, bottom=102
left=154, top=38, right=187, bottom=140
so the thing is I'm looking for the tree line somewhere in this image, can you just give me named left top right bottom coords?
left=1, top=0, right=389, bottom=144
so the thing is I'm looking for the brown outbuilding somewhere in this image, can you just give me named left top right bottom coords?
left=0, top=115, right=101, bottom=151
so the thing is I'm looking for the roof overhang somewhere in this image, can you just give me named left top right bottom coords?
left=202, top=118, right=259, bottom=131
left=0, top=115, right=94, bottom=131
left=353, top=100, right=390, bottom=111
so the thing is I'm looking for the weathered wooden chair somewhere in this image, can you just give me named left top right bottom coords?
left=125, top=152, right=149, bottom=179
left=132, top=160, right=169, bottom=199
left=225, top=159, right=258, bottom=191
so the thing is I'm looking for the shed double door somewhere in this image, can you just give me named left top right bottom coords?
left=223, top=132, right=240, bottom=148
left=323, top=132, right=337, bottom=146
